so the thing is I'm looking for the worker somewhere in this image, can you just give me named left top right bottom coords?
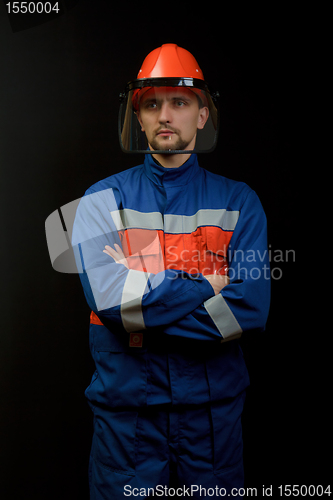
left=72, top=43, right=270, bottom=499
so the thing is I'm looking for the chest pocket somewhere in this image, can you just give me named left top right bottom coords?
left=183, top=226, right=233, bottom=276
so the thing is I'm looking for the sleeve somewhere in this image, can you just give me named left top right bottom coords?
left=161, top=189, right=271, bottom=342
left=72, top=187, right=214, bottom=333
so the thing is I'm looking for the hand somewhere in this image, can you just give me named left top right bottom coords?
left=103, top=243, right=129, bottom=269
left=205, top=274, right=229, bottom=295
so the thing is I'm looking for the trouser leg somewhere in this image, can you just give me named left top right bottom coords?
left=89, top=405, right=170, bottom=499
left=175, top=394, right=246, bottom=499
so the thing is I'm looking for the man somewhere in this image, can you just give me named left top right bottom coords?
left=72, top=44, right=270, bottom=499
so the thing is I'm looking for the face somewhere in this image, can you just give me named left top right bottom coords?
left=136, top=87, right=209, bottom=151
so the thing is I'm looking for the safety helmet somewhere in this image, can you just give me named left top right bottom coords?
left=118, top=43, right=219, bottom=154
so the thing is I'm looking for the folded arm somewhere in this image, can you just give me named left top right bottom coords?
left=73, top=187, right=270, bottom=342
left=72, top=188, right=215, bottom=333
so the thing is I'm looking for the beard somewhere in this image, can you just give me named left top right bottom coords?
left=149, top=132, right=194, bottom=151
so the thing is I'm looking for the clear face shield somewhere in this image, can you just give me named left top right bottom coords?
left=119, top=78, right=219, bottom=154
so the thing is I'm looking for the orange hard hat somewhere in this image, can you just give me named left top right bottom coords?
left=132, top=44, right=207, bottom=111
left=137, top=43, right=205, bottom=80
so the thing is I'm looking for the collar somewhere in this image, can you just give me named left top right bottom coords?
left=143, top=153, right=200, bottom=187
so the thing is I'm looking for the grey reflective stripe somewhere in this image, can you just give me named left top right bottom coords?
left=110, top=208, right=239, bottom=233
left=110, top=209, right=163, bottom=231
left=165, top=209, right=239, bottom=233
left=204, top=294, right=242, bottom=340
left=120, top=270, right=150, bottom=332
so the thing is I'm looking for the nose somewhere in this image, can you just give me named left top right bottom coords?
left=158, top=102, right=172, bottom=124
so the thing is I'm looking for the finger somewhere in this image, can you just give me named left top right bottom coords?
left=104, top=245, right=119, bottom=256
left=103, top=246, right=119, bottom=260
left=103, top=245, right=129, bottom=268
left=114, top=243, right=126, bottom=259
left=105, top=245, right=115, bottom=251
left=103, top=248, right=115, bottom=259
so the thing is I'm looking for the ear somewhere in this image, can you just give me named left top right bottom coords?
left=136, top=112, right=145, bottom=132
left=197, top=107, right=209, bottom=130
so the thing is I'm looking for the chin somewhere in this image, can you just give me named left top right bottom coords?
left=150, top=136, right=191, bottom=151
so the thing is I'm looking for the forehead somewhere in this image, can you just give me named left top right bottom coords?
left=140, top=86, right=196, bottom=102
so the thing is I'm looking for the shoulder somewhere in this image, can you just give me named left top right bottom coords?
left=82, top=163, right=144, bottom=209
left=202, top=168, right=250, bottom=192
left=200, top=167, right=255, bottom=207
left=85, top=163, right=144, bottom=196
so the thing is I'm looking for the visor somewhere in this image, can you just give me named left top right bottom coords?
left=119, top=77, right=219, bottom=154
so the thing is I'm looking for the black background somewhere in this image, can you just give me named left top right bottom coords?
left=0, top=2, right=323, bottom=499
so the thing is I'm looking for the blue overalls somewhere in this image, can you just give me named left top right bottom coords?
left=72, top=154, right=270, bottom=498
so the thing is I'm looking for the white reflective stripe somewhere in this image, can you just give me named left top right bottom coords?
left=164, top=209, right=239, bottom=233
left=110, top=208, right=239, bottom=233
left=204, top=294, right=242, bottom=339
left=110, top=209, right=163, bottom=231
left=120, top=270, right=150, bottom=332
left=110, top=209, right=124, bottom=231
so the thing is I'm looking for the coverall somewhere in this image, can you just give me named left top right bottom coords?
left=72, top=153, right=270, bottom=498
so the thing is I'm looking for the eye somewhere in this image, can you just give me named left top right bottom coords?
left=175, top=100, right=186, bottom=107
left=142, top=100, right=157, bottom=109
